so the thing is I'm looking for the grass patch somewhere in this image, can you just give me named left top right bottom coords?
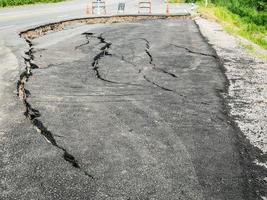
left=238, top=41, right=267, bottom=60
left=197, top=3, right=267, bottom=50
left=0, top=0, right=64, bottom=7
left=239, top=42, right=255, bottom=51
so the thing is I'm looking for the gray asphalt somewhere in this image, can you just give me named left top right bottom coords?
left=1, top=18, right=253, bottom=200
left=0, top=0, right=190, bottom=30
left=0, top=1, right=265, bottom=199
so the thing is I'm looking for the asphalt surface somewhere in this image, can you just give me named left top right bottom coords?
left=0, top=1, right=264, bottom=200
left=1, top=18, right=252, bottom=200
left=0, top=0, right=190, bottom=30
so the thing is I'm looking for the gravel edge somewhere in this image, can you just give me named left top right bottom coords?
left=195, top=16, right=267, bottom=199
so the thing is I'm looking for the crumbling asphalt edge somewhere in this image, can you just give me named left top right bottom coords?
left=194, top=19, right=267, bottom=199
left=14, top=14, right=266, bottom=199
left=16, top=14, right=191, bottom=180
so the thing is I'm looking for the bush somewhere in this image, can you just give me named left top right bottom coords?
left=197, top=0, right=267, bottom=27
left=0, top=0, right=63, bottom=7
left=197, top=1, right=267, bottom=49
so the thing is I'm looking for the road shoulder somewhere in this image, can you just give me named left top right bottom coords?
left=195, top=16, right=267, bottom=199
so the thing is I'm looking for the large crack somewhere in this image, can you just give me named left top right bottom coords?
left=76, top=32, right=187, bottom=96
left=77, top=32, right=126, bottom=84
left=79, top=32, right=147, bottom=87
left=74, top=32, right=93, bottom=50
left=77, top=33, right=178, bottom=92
left=17, top=38, right=94, bottom=179
left=170, top=43, right=218, bottom=59
left=77, top=32, right=138, bottom=69
left=76, top=33, right=179, bottom=93
left=141, top=38, right=178, bottom=78
left=79, top=32, right=135, bottom=85
left=140, top=38, right=176, bottom=92
left=143, top=75, right=173, bottom=92
left=91, top=33, right=117, bottom=83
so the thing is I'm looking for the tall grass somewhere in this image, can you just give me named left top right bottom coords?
left=211, top=0, right=266, bottom=27
left=196, top=0, right=267, bottom=49
left=0, top=0, right=63, bottom=7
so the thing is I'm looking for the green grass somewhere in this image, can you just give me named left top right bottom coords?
left=238, top=41, right=267, bottom=60
left=238, top=41, right=255, bottom=51
left=0, top=0, right=64, bottom=7
left=197, top=3, right=267, bottom=50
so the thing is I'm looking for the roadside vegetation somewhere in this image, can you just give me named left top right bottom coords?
left=193, top=0, right=267, bottom=49
left=0, top=0, right=63, bottom=7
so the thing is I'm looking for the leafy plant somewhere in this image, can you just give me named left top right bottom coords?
left=0, top=0, right=63, bottom=7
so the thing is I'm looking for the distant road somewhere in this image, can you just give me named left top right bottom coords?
left=0, top=0, right=132, bottom=30
left=0, top=0, right=191, bottom=31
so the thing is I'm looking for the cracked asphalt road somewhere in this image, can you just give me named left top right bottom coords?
left=1, top=19, right=254, bottom=199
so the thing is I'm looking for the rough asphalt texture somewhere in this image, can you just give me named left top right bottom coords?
left=0, top=19, right=260, bottom=199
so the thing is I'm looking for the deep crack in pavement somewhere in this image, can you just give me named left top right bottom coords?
left=140, top=37, right=177, bottom=92
left=17, top=38, right=94, bottom=179
left=74, top=32, right=93, bottom=50
left=92, top=33, right=115, bottom=83
left=5, top=18, right=264, bottom=200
